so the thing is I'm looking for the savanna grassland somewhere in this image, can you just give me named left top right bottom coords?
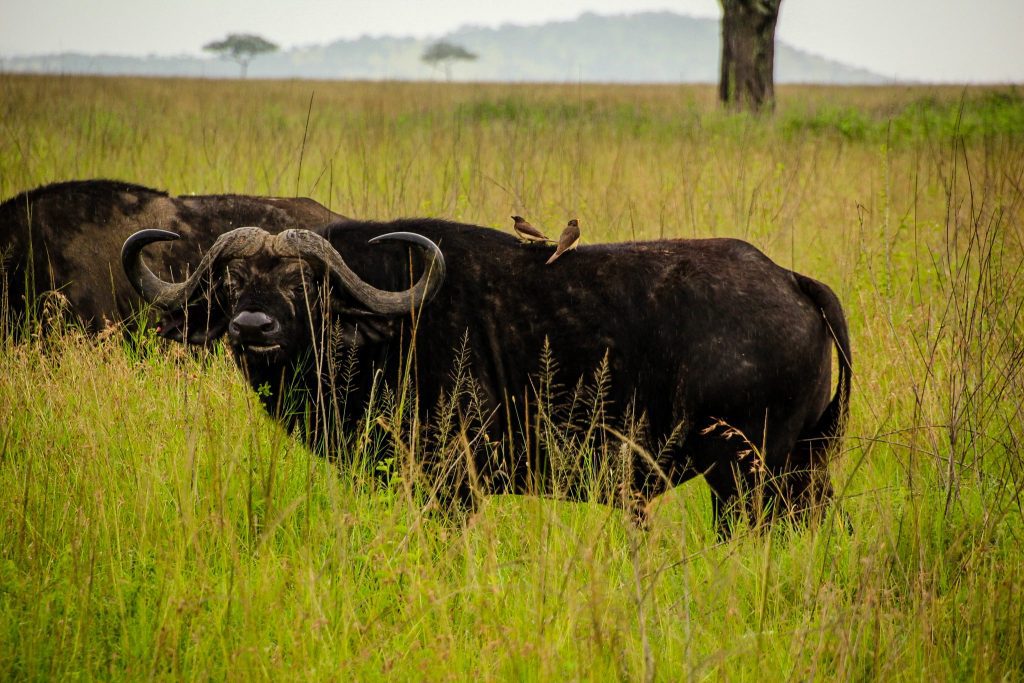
left=1, top=74, right=1023, bottom=680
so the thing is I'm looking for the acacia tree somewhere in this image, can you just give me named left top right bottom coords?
left=203, top=33, right=278, bottom=78
left=421, top=41, right=477, bottom=81
left=719, top=0, right=782, bottom=112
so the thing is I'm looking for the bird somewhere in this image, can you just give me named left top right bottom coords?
left=510, top=215, right=552, bottom=243
left=546, top=219, right=581, bottom=265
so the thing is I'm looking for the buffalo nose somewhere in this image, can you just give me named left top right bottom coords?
left=229, top=310, right=279, bottom=340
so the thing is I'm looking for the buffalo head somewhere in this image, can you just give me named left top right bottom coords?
left=121, top=226, right=445, bottom=358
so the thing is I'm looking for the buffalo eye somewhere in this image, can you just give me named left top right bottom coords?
left=281, top=267, right=319, bottom=296
left=283, top=274, right=308, bottom=293
left=224, top=265, right=250, bottom=298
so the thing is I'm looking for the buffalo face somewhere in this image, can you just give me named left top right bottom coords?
left=222, top=254, right=326, bottom=361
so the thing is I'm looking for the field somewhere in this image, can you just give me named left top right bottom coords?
left=2, top=74, right=1024, bottom=679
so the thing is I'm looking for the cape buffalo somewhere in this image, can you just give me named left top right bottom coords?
left=123, top=220, right=851, bottom=533
left=0, top=179, right=345, bottom=338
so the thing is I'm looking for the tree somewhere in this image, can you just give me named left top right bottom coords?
left=203, top=33, right=278, bottom=78
left=421, top=41, right=478, bottom=82
left=718, top=0, right=781, bottom=112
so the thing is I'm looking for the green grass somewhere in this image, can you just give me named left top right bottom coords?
left=2, top=75, right=1023, bottom=679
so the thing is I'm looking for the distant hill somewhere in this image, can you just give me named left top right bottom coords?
left=0, top=11, right=886, bottom=84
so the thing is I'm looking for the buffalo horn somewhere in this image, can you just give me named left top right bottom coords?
left=277, top=229, right=445, bottom=316
left=121, top=226, right=269, bottom=309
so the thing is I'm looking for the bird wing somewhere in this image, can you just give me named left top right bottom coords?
left=517, top=222, right=549, bottom=240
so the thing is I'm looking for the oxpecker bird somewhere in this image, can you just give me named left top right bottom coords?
left=546, top=219, right=581, bottom=265
left=511, top=215, right=551, bottom=243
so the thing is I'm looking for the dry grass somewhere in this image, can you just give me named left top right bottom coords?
left=1, top=74, right=1023, bottom=679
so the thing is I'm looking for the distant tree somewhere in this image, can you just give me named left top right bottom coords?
left=421, top=41, right=477, bottom=81
left=203, top=33, right=278, bottom=78
left=718, top=0, right=781, bottom=112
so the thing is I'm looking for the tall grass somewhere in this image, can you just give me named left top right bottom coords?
left=1, top=75, right=1023, bottom=679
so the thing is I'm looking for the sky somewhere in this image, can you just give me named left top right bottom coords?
left=1, top=0, right=1022, bottom=83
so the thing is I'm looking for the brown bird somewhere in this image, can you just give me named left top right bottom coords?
left=511, top=215, right=552, bottom=243
left=546, top=219, right=581, bottom=265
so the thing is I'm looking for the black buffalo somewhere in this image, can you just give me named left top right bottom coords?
left=0, top=179, right=345, bottom=337
left=123, top=220, right=851, bottom=532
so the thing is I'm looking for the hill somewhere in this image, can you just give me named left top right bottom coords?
left=0, top=11, right=885, bottom=84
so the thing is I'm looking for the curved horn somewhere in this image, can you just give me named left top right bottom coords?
left=122, top=226, right=271, bottom=309
left=368, top=232, right=447, bottom=310
left=121, top=229, right=182, bottom=307
left=275, top=229, right=445, bottom=316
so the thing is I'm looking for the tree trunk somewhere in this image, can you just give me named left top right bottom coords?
left=719, top=0, right=781, bottom=112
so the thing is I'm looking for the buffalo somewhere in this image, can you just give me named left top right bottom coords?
left=123, top=220, right=851, bottom=532
left=0, top=179, right=345, bottom=337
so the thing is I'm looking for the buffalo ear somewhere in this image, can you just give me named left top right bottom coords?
left=155, top=291, right=229, bottom=346
left=330, top=304, right=400, bottom=347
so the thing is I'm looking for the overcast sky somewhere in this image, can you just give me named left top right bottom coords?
left=1, top=0, right=1022, bottom=82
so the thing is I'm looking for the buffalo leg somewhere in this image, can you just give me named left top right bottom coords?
left=775, top=435, right=837, bottom=524
left=706, top=460, right=789, bottom=537
left=704, top=463, right=746, bottom=539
